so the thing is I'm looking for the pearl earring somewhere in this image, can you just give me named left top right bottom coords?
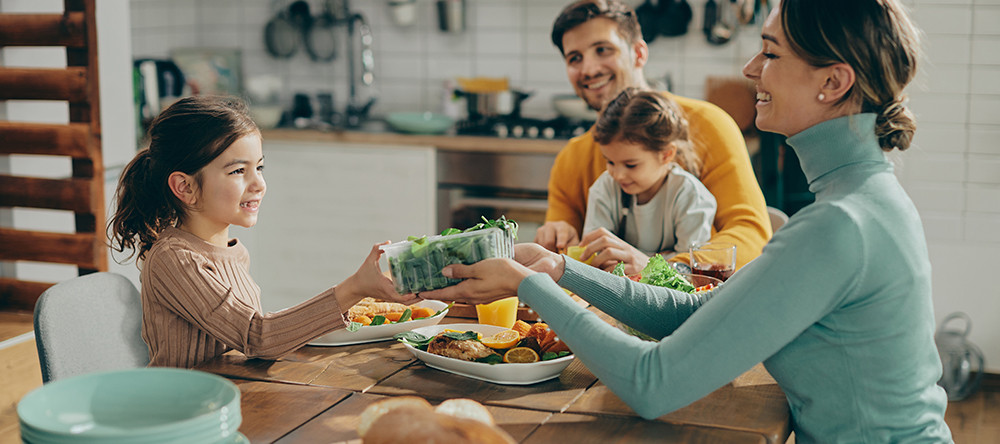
left=818, top=93, right=826, bottom=101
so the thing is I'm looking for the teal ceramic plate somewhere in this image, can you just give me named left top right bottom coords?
left=386, top=112, right=454, bottom=134
left=18, top=368, right=240, bottom=441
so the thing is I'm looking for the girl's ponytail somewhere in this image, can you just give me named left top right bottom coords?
left=109, top=149, right=168, bottom=261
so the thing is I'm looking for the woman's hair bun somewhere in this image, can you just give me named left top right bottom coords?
left=875, top=96, right=916, bottom=152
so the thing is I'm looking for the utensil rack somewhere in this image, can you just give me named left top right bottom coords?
left=0, top=0, right=106, bottom=311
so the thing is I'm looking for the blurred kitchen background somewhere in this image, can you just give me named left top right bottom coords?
left=2, top=0, right=998, bottom=370
left=128, top=0, right=750, bottom=125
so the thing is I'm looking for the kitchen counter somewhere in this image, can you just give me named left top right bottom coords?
left=261, top=127, right=567, bottom=155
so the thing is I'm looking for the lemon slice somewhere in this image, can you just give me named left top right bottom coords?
left=481, top=329, right=520, bottom=350
left=503, top=347, right=540, bottom=363
left=566, top=246, right=596, bottom=265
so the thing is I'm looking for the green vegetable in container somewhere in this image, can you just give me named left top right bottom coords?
left=386, top=216, right=518, bottom=294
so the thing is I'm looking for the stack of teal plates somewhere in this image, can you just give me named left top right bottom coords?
left=18, top=368, right=245, bottom=444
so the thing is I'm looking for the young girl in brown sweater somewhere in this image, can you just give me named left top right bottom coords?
left=109, top=96, right=417, bottom=368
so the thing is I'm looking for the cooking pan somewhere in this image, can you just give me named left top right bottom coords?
left=658, top=0, right=692, bottom=37
left=455, top=89, right=531, bottom=119
left=304, top=1, right=338, bottom=62
left=635, top=0, right=658, bottom=43
left=264, top=0, right=312, bottom=59
left=264, top=13, right=298, bottom=58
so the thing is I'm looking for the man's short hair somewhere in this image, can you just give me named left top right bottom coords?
left=551, top=0, right=641, bottom=55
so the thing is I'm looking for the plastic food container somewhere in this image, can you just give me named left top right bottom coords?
left=382, top=227, right=514, bottom=294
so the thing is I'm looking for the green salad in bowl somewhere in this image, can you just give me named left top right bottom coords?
left=612, top=255, right=723, bottom=342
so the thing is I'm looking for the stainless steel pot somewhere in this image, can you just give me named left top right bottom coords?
left=455, top=89, right=531, bottom=119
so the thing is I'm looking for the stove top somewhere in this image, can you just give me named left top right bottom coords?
left=455, top=116, right=593, bottom=140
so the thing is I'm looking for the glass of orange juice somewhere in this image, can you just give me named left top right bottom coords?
left=476, top=297, right=519, bottom=328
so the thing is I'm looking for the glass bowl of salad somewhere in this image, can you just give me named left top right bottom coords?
left=612, top=256, right=723, bottom=341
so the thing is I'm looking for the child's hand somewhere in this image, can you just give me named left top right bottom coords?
left=534, top=221, right=580, bottom=252
left=579, top=228, right=650, bottom=275
left=338, top=242, right=420, bottom=309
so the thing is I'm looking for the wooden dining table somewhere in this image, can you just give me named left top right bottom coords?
left=194, top=310, right=792, bottom=444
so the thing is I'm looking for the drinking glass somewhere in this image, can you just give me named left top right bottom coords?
left=476, top=297, right=519, bottom=328
left=689, top=242, right=736, bottom=282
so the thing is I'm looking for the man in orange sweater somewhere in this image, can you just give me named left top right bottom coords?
left=536, top=0, right=770, bottom=271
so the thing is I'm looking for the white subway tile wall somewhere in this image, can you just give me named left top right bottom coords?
left=126, top=0, right=1000, bottom=368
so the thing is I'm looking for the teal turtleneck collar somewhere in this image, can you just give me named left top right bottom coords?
left=785, top=113, right=887, bottom=185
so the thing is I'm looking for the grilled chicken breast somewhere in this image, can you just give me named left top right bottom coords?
left=426, top=335, right=498, bottom=361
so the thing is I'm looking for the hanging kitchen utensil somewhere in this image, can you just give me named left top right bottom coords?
left=345, top=13, right=377, bottom=127
left=935, top=312, right=986, bottom=401
left=657, top=0, right=692, bottom=37
left=704, top=0, right=738, bottom=45
left=437, top=0, right=466, bottom=33
left=736, top=0, right=755, bottom=25
left=264, top=1, right=300, bottom=59
left=635, top=0, right=658, bottom=43
left=388, top=0, right=417, bottom=27
left=304, top=0, right=338, bottom=62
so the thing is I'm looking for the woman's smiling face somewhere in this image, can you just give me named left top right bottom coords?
left=742, top=8, right=831, bottom=137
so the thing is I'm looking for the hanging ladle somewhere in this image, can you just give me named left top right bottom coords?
left=704, top=0, right=738, bottom=45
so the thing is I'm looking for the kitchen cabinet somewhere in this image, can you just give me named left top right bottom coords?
left=242, top=140, right=435, bottom=312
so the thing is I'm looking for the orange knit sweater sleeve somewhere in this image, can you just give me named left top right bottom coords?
left=545, top=93, right=771, bottom=269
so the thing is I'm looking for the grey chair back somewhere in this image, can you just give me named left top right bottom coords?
left=33, top=272, right=150, bottom=383
left=767, top=206, right=790, bottom=232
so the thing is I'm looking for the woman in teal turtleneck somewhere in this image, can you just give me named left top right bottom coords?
left=421, top=0, right=952, bottom=442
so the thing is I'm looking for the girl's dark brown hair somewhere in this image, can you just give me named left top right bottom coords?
left=108, top=95, right=259, bottom=262
left=593, top=88, right=701, bottom=176
left=551, top=0, right=639, bottom=55
left=780, top=0, right=921, bottom=151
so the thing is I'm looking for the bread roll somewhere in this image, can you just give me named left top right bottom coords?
left=357, top=396, right=432, bottom=437
left=435, top=398, right=495, bottom=425
left=359, top=396, right=515, bottom=444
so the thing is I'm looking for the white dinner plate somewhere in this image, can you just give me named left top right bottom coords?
left=400, top=323, right=575, bottom=385
left=309, top=300, right=449, bottom=346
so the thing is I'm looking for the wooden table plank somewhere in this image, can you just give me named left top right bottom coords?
left=276, top=391, right=553, bottom=443
left=566, top=381, right=790, bottom=444
left=232, top=380, right=352, bottom=443
left=196, top=340, right=416, bottom=392
left=523, top=412, right=768, bottom=444
left=366, top=358, right=596, bottom=413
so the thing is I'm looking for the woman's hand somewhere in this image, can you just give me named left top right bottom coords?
left=513, top=243, right=566, bottom=282
left=578, top=228, right=650, bottom=275
left=339, top=242, right=420, bottom=309
left=418, top=258, right=534, bottom=305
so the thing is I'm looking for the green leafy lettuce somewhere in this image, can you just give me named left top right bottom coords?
left=638, top=255, right=694, bottom=293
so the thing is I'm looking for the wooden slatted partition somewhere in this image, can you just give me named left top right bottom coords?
left=0, top=0, right=105, bottom=312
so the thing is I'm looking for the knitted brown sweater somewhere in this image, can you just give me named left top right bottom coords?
left=140, top=227, right=346, bottom=368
